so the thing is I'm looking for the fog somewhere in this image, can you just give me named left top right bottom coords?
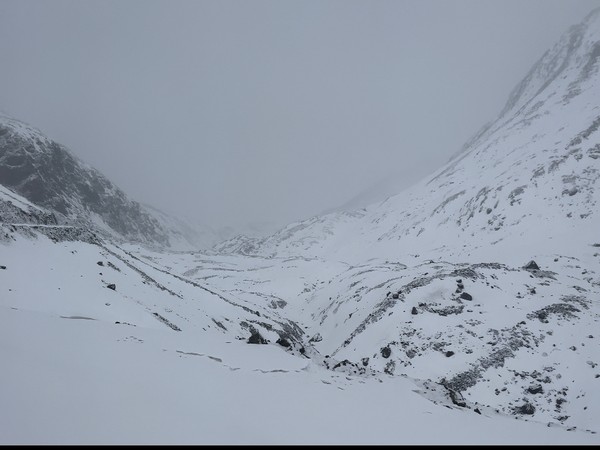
left=1, top=0, right=598, bottom=231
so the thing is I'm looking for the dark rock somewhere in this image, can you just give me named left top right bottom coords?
left=384, top=360, right=396, bottom=375
left=106, top=283, right=116, bottom=291
left=524, top=260, right=540, bottom=271
left=299, top=347, right=306, bottom=354
left=445, top=351, right=455, bottom=357
left=247, top=331, right=268, bottom=344
left=411, top=306, right=418, bottom=315
left=333, top=359, right=358, bottom=371
left=456, top=279, right=463, bottom=284
left=474, top=408, right=482, bottom=415
left=0, top=265, right=6, bottom=270
left=276, top=337, right=291, bottom=348
left=459, top=292, right=473, bottom=301
left=517, top=403, right=536, bottom=415
left=361, top=357, right=370, bottom=366
left=528, top=303, right=581, bottom=323
left=381, top=346, right=392, bottom=358
left=309, top=333, right=323, bottom=343
left=392, top=292, right=399, bottom=299
left=527, top=384, right=544, bottom=395
left=449, top=390, right=467, bottom=407
left=97, top=261, right=104, bottom=266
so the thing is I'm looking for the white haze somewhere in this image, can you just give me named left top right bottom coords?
left=0, top=0, right=599, bottom=230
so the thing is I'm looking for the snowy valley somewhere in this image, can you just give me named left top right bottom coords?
left=2, top=6, right=600, bottom=445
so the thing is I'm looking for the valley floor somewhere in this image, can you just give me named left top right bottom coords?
left=1, top=233, right=599, bottom=444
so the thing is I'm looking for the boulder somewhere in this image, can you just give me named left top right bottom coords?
left=527, top=384, right=544, bottom=395
left=381, top=346, right=391, bottom=358
left=516, top=403, right=536, bottom=415
left=276, top=337, right=291, bottom=348
left=247, top=331, right=268, bottom=344
left=524, top=260, right=540, bottom=271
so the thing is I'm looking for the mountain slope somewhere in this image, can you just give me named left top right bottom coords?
left=227, top=8, right=600, bottom=264
left=3, top=7, right=600, bottom=445
left=0, top=115, right=220, bottom=249
left=198, top=8, right=600, bottom=433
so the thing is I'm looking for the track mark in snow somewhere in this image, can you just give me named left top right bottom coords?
left=60, top=315, right=96, bottom=321
left=176, top=350, right=222, bottom=363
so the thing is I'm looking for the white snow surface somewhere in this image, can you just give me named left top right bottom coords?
left=2, top=7, right=600, bottom=446
left=0, top=234, right=598, bottom=444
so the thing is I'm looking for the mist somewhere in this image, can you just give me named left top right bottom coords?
left=1, top=0, right=599, bottom=231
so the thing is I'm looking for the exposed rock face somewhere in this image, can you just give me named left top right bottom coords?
left=0, top=116, right=171, bottom=246
left=248, top=331, right=268, bottom=344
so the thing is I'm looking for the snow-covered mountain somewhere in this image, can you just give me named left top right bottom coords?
left=199, top=8, right=600, bottom=435
left=223, top=8, right=600, bottom=264
left=2, top=7, right=600, bottom=445
left=0, top=114, right=220, bottom=249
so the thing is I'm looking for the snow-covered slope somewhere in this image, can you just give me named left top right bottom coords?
left=194, top=9, right=600, bottom=436
left=0, top=115, right=218, bottom=249
left=2, top=7, right=600, bottom=445
left=228, top=8, right=600, bottom=264
left=2, top=227, right=599, bottom=444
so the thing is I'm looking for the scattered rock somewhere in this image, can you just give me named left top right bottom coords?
left=474, top=408, right=482, bottom=415
left=247, top=331, right=268, bottom=344
left=106, top=283, right=116, bottom=291
left=524, top=260, right=540, bottom=271
left=449, top=390, right=467, bottom=407
left=459, top=292, right=473, bottom=301
left=276, top=337, right=291, bottom=348
left=309, top=333, right=323, bottom=343
left=361, top=357, right=370, bottom=366
left=516, top=403, right=536, bottom=415
left=97, top=261, right=104, bottom=266
left=411, top=306, right=418, bottom=315
left=527, top=384, right=544, bottom=395
left=445, top=351, right=455, bottom=357
left=381, top=346, right=392, bottom=358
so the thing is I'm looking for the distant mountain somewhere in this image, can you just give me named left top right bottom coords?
left=0, top=114, right=214, bottom=249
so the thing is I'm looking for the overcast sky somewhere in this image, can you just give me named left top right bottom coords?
left=1, top=0, right=599, bottom=230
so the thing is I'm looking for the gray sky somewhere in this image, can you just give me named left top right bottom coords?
left=1, top=0, right=599, bottom=230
